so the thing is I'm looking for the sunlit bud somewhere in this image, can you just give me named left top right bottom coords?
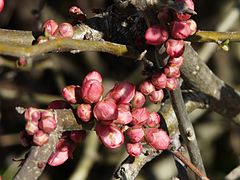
left=166, top=78, right=178, bottom=91
left=81, top=80, right=103, bottom=104
left=186, top=19, right=197, bottom=35
left=131, top=91, right=146, bottom=108
left=171, top=21, right=191, bottom=40
left=70, top=130, right=87, bottom=143
left=96, top=124, right=124, bottom=149
left=169, top=56, right=184, bottom=68
left=42, top=19, right=58, bottom=37
left=127, top=126, right=144, bottom=143
left=139, top=80, right=155, bottom=96
left=48, top=100, right=71, bottom=109
left=145, top=128, right=170, bottom=150
left=83, top=71, right=102, bottom=84
left=166, top=39, right=185, bottom=58
left=164, top=65, right=181, bottom=78
left=131, top=107, right=150, bottom=125
left=24, top=107, right=41, bottom=122
left=107, top=82, right=135, bottom=104
left=25, top=120, right=39, bottom=135
left=77, top=104, right=92, bottom=122
left=33, top=130, right=49, bottom=146
left=146, top=112, right=161, bottom=128
left=126, top=142, right=142, bottom=157
left=19, top=130, right=32, bottom=147
left=38, top=116, right=57, bottom=134
left=148, top=89, right=164, bottom=103
left=93, top=98, right=118, bottom=122
left=62, top=85, right=81, bottom=104
left=175, top=0, right=195, bottom=21
left=145, top=25, right=169, bottom=45
left=114, top=105, right=132, bottom=125
left=58, top=23, right=74, bottom=38
left=151, top=73, right=167, bottom=89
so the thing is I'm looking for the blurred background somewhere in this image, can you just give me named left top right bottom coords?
left=0, top=0, right=240, bottom=179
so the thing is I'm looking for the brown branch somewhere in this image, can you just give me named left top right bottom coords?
left=14, top=109, right=82, bottom=180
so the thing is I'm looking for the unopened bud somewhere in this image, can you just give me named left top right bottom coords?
left=58, top=23, right=74, bottom=38
left=114, top=105, right=132, bottom=125
left=166, top=78, right=178, bottom=91
left=81, top=80, right=103, bottom=104
left=33, top=130, right=49, bottom=146
left=70, top=130, right=87, bottom=143
left=131, top=91, right=146, bottom=108
left=126, top=142, right=142, bottom=157
left=42, top=19, right=58, bottom=37
left=24, top=107, right=41, bottom=122
left=83, top=71, right=102, bottom=83
left=164, top=65, right=181, bottom=78
left=77, top=104, right=92, bottom=122
left=171, top=21, right=191, bottom=40
left=165, top=39, right=185, bottom=58
left=145, top=25, right=169, bottom=45
left=25, top=120, right=39, bottom=135
left=62, top=85, right=81, bottom=104
left=151, top=73, right=167, bottom=89
left=169, top=56, right=184, bottom=68
left=38, top=116, right=57, bottom=134
left=146, top=112, right=161, bottom=128
left=131, top=107, right=150, bottom=125
left=139, top=80, right=155, bottom=96
left=148, top=89, right=164, bottom=103
left=127, top=126, right=144, bottom=143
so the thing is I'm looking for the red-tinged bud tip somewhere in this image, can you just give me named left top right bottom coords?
left=131, top=107, right=150, bottom=125
left=145, top=128, right=170, bottom=150
left=0, top=0, right=4, bottom=13
left=145, top=25, right=169, bottom=45
left=33, top=130, right=49, bottom=146
left=127, top=126, right=145, bottom=143
left=58, top=23, right=74, bottom=38
left=171, top=21, right=191, bottom=40
left=126, top=142, right=142, bottom=157
left=96, top=124, right=124, bottom=149
left=166, top=39, right=185, bottom=58
left=83, top=71, right=103, bottom=83
left=151, top=73, right=167, bottom=90
left=24, top=107, right=41, bottom=122
left=131, top=91, right=146, bottom=108
left=70, top=130, right=87, bottom=143
left=93, top=98, right=118, bottom=122
left=38, top=116, right=57, bottom=134
left=77, top=104, right=92, bottom=122
left=42, top=19, right=58, bottom=37
left=139, top=80, right=155, bottom=95
left=146, top=112, right=161, bottom=128
left=148, top=89, right=164, bottom=103
left=107, top=82, right=135, bottom=104
left=81, top=80, right=103, bottom=104
left=62, top=85, right=81, bottom=104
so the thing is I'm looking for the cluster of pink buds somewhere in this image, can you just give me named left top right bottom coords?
left=0, top=0, right=4, bottom=13
left=144, top=0, right=197, bottom=91
left=21, top=108, right=57, bottom=146
left=37, top=20, right=74, bottom=44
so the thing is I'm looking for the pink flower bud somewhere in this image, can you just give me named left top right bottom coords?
left=151, top=73, right=167, bottom=89
left=41, top=110, right=54, bottom=118
left=186, top=19, right=197, bottom=35
left=42, top=19, right=58, bottom=36
left=24, top=107, right=41, bottom=122
left=81, top=80, right=103, bottom=104
left=0, top=0, right=4, bottom=13
left=48, top=100, right=71, bottom=109
left=95, top=124, right=124, bottom=149
left=107, top=82, right=135, bottom=104
left=166, top=78, right=178, bottom=91
left=171, top=21, right=191, bottom=40
left=83, top=71, right=102, bottom=84
left=164, top=65, right=181, bottom=78
left=19, top=130, right=32, bottom=147
left=139, top=80, right=155, bottom=96
left=145, top=25, right=169, bottom=45
left=93, top=98, right=118, bottom=122
left=77, top=104, right=92, bottom=122
left=131, top=91, right=146, bottom=108
left=131, top=107, right=150, bottom=125
left=127, top=126, right=144, bottom=143
left=33, top=130, right=49, bottom=146
left=70, top=130, right=86, bottom=143
left=146, top=112, right=161, bottom=128
left=38, top=116, right=57, bottom=134
left=48, top=150, right=69, bottom=166
left=114, top=105, right=132, bottom=125
left=148, top=89, right=164, bottom=103
left=145, top=128, right=170, bottom=150
left=169, top=56, right=184, bottom=68
left=165, top=39, right=185, bottom=58
left=175, top=0, right=195, bottom=21
left=62, top=85, right=81, bottom=104
left=25, top=120, right=39, bottom=135
left=58, top=23, right=74, bottom=38
left=126, top=142, right=142, bottom=157
left=118, top=103, right=130, bottom=111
